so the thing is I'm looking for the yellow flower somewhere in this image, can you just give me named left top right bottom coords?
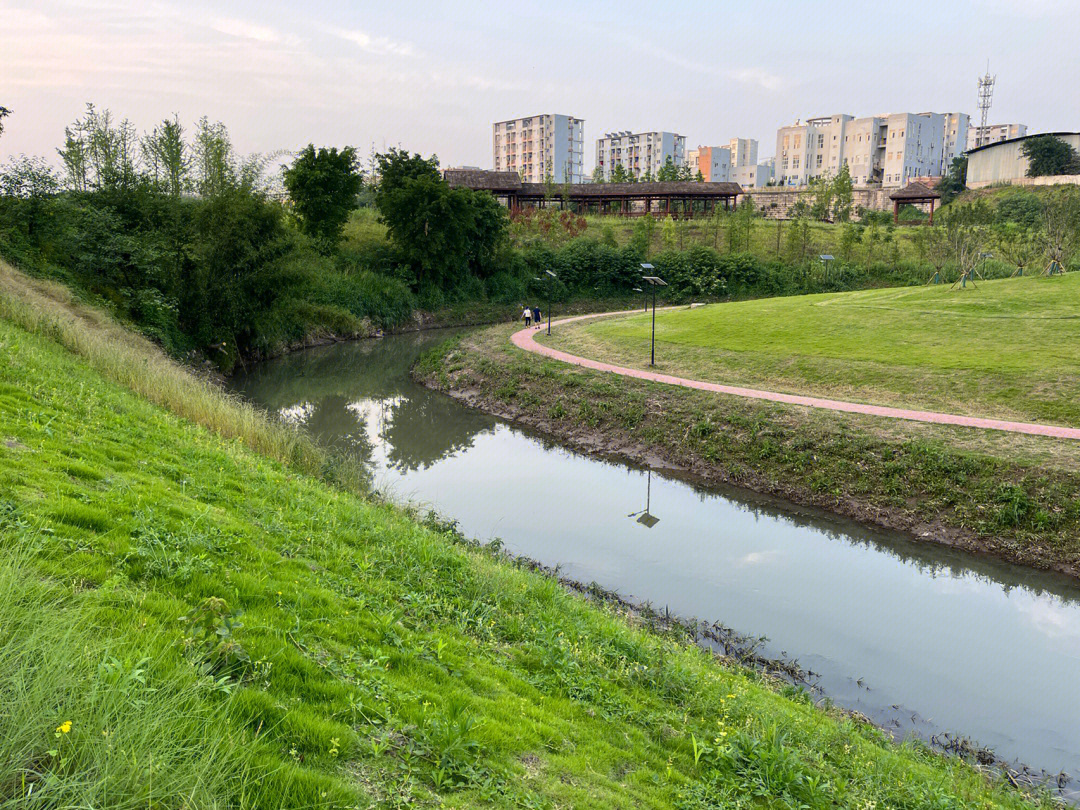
left=56, top=721, right=72, bottom=734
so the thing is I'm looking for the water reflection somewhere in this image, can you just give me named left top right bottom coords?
left=234, top=333, right=497, bottom=473
left=231, top=330, right=1080, bottom=786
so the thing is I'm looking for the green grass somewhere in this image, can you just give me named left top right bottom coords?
left=0, top=266, right=1055, bottom=807
left=542, top=274, right=1080, bottom=425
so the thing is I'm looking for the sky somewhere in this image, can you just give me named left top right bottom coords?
left=2, top=0, right=1078, bottom=173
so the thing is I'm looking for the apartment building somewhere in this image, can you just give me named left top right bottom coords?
left=728, top=138, right=758, bottom=170
left=595, top=131, right=685, bottom=181
left=685, top=146, right=732, bottom=181
left=775, top=111, right=969, bottom=188
left=492, top=114, right=584, bottom=184
left=966, top=122, right=1028, bottom=151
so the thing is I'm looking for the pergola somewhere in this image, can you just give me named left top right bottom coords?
left=444, top=170, right=743, bottom=219
left=889, top=181, right=941, bottom=225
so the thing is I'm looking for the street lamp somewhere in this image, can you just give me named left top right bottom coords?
left=633, top=287, right=645, bottom=312
left=544, top=269, right=557, bottom=334
left=641, top=266, right=667, bottom=367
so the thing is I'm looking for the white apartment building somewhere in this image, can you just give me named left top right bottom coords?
left=728, top=138, right=758, bottom=169
left=492, top=114, right=584, bottom=184
left=966, top=123, right=1028, bottom=151
left=595, top=131, right=685, bottom=181
left=775, top=111, right=970, bottom=188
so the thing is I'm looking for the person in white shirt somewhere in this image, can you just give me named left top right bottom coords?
left=522, top=306, right=532, bottom=327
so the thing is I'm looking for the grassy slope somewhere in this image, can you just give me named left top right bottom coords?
left=542, top=275, right=1080, bottom=426
left=419, top=325, right=1080, bottom=576
left=0, top=265, right=1050, bottom=809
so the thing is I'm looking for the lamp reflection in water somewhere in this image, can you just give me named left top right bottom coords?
left=627, top=469, right=660, bottom=528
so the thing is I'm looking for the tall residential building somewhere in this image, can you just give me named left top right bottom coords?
left=966, top=122, right=1027, bottom=151
left=595, top=131, right=686, bottom=181
left=775, top=111, right=969, bottom=188
left=492, top=114, right=584, bottom=184
left=685, top=146, right=731, bottom=181
left=728, top=138, right=758, bottom=169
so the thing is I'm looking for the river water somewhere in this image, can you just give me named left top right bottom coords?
left=230, top=330, right=1080, bottom=788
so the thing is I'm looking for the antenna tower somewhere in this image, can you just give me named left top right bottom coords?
left=976, top=64, right=996, bottom=147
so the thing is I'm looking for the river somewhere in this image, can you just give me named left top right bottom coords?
left=230, top=329, right=1080, bottom=791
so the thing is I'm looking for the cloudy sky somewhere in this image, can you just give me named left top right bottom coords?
left=2, top=0, right=1076, bottom=172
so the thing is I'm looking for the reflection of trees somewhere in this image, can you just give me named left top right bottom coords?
left=383, top=386, right=491, bottom=471
left=230, top=330, right=497, bottom=474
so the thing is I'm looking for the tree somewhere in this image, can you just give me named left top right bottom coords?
left=142, top=115, right=189, bottom=197
left=1040, top=189, right=1080, bottom=271
left=591, top=166, right=605, bottom=184
left=994, top=223, right=1040, bottom=276
left=729, top=195, right=757, bottom=253
left=284, top=144, right=363, bottom=250
left=694, top=169, right=704, bottom=183
left=832, top=164, right=854, bottom=222
left=838, top=222, right=858, bottom=262
left=808, top=174, right=834, bottom=221
left=0, top=106, right=10, bottom=138
left=610, top=163, right=631, bottom=184
left=1022, top=135, right=1080, bottom=177
left=374, top=148, right=507, bottom=289
left=657, top=156, right=679, bottom=181
left=937, top=155, right=967, bottom=204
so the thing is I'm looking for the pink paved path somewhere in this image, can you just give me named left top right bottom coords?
left=512, top=308, right=1080, bottom=440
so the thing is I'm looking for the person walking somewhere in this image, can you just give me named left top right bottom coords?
left=522, top=305, right=532, bottom=328
left=532, top=305, right=541, bottom=329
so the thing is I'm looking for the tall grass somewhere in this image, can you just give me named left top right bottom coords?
left=0, top=552, right=248, bottom=807
left=0, top=260, right=366, bottom=491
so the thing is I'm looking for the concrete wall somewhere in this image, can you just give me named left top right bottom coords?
left=738, top=186, right=893, bottom=219
left=967, top=134, right=1080, bottom=187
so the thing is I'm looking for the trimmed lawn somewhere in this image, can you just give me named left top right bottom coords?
left=542, top=274, right=1080, bottom=425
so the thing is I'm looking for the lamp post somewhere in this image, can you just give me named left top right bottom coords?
left=544, top=269, right=557, bottom=334
left=641, top=266, right=667, bottom=367
left=633, top=287, right=645, bottom=312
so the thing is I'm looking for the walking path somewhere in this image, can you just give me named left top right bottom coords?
left=511, top=308, right=1080, bottom=440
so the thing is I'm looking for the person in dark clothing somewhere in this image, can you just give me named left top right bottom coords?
left=532, top=306, right=541, bottom=329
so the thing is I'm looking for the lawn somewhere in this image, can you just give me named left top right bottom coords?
left=0, top=266, right=1052, bottom=806
left=541, top=274, right=1080, bottom=425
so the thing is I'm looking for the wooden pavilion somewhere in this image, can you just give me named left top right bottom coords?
left=888, top=181, right=941, bottom=225
left=444, top=170, right=743, bottom=219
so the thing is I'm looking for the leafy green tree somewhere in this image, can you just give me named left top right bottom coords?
left=729, top=195, right=757, bottom=253
left=661, top=217, right=677, bottom=251
left=808, top=175, right=834, bottom=221
left=0, top=106, right=10, bottom=138
left=838, top=221, right=858, bottom=262
left=1022, top=135, right=1080, bottom=177
left=832, top=164, right=854, bottom=222
left=142, top=116, right=189, bottom=197
left=994, top=223, right=1040, bottom=275
left=694, top=170, right=704, bottom=183
left=591, top=166, right=605, bottom=183
left=374, top=148, right=507, bottom=289
left=283, top=144, right=363, bottom=250
left=937, top=155, right=967, bottom=204
left=657, top=156, right=679, bottom=181
left=610, top=163, right=631, bottom=184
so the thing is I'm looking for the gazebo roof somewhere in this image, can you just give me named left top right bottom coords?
left=889, top=181, right=941, bottom=201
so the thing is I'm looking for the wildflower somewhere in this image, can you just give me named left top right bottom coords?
left=56, top=721, right=72, bottom=735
